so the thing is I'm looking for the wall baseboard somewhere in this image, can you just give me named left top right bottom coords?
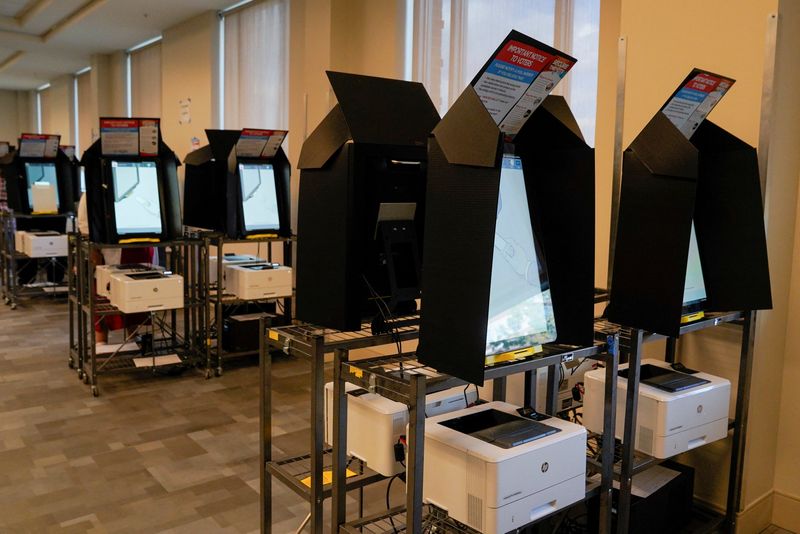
left=773, top=490, right=800, bottom=532
left=736, top=491, right=774, bottom=534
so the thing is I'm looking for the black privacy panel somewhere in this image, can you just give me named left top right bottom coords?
left=296, top=146, right=361, bottom=331
left=692, top=121, right=771, bottom=311
left=516, top=96, right=595, bottom=346
left=607, top=152, right=698, bottom=338
left=417, top=138, right=501, bottom=386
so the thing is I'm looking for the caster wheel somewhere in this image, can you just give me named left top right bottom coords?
left=10, top=303, right=16, bottom=310
left=215, top=368, right=222, bottom=377
left=68, top=360, right=74, bottom=369
left=91, top=386, right=99, bottom=397
left=83, top=374, right=89, bottom=384
left=3, top=297, right=8, bottom=305
left=205, top=369, right=212, bottom=380
left=77, top=370, right=84, bottom=380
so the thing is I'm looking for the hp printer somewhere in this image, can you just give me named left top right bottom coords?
left=108, top=269, right=183, bottom=313
left=424, top=401, right=586, bottom=534
left=95, top=263, right=163, bottom=298
left=324, top=381, right=477, bottom=476
left=16, top=230, right=67, bottom=258
left=225, top=262, right=292, bottom=300
left=583, top=358, right=730, bottom=459
left=209, top=254, right=263, bottom=288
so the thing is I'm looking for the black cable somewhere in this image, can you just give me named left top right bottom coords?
left=386, top=473, right=404, bottom=533
left=362, top=275, right=403, bottom=355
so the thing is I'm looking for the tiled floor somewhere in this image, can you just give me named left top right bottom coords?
left=2, top=297, right=796, bottom=534
left=762, top=526, right=796, bottom=534
left=0, top=297, right=402, bottom=533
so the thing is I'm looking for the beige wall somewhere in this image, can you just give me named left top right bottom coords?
left=161, top=11, right=220, bottom=162
left=769, top=0, right=800, bottom=530
left=597, top=1, right=800, bottom=531
left=41, top=75, right=74, bottom=144
left=0, top=90, right=20, bottom=143
left=287, top=0, right=407, bottom=229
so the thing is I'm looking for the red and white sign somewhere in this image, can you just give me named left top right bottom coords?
left=19, top=133, right=60, bottom=159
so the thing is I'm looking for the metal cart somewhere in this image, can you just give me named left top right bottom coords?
left=202, top=231, right=294, bottom=378
left=71, top=235, right=208, bottom=396
left=0, top=210, right=75, bottom=309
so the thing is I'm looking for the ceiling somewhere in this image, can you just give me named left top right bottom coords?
left=0, top=0, right=239, bottom=90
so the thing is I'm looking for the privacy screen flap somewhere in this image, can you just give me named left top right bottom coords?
left=692, top=120, right=771, bottom=311
left=515, top=96, right=595, bottom=346
left=296, top=72, right=440, bottom=331
left=419, top=91, right=593, bottom=385
left=608, top=111, right=771, bottom=337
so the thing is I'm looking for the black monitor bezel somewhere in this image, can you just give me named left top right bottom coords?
left=681, top=222, right=707, bottom=317
left=235, top=157, right=286, bottom=237
left=103, top=157, right=168, bottom=242
left=485, top=154, right=556, bottom=357
left=22, top=158, right=60, bottom=213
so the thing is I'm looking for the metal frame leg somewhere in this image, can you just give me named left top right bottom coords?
left=599, top=334, right=619, bottom=534
left=492, top=376, right=507, bottom=401
left=524, top=370, right=537, bottom=408
left=406, top=374, right=426, bottom=532
left=332, top=348, right=349, bottom=528
left=309, top=336, right=325, bottom=534
left=726, top=311, right=756, bottom=531
left=545, top=363, right=560, bottom=415
left=664, top=337, right=677, bottom=363
left=618, top=328, right=643, bottom=534
left=260, top=317, right=273, bottom=533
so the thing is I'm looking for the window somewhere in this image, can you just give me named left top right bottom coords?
left=129, top=40, right=162, bottom=118
left=75, top=69, right=93, bottom=157
left=412, top=0, right=600, bottom=145
left=37, top=85, right=51, bottom=134
left=74, top=68, right=91, bottom=192
left=221, top=0, right=289, bottom=133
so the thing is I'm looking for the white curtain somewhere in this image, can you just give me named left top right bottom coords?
left=38, top=88, right=51, bottom=134
left=414, top=0, right=599, bottom=145
left=130, top=42, right=162, bottom=118
left=566, top=0, right=599, bottom=146
left=223, top=0, right=289, bottom=132
left=76, top=71, right=93, bottom=155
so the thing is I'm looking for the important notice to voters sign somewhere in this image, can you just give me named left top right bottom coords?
left=19, top=133, right=60, bottom=159
left=235, top=129, right=287, bottom=159
left=471, top=30, right=576, bottom=138
left=100, top=118, right=161, bottom=157
left=661, top=69, right=735, bottom=139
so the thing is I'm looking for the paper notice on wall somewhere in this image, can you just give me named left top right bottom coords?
left=100, top=119, right=140, bottom=156
left=661, top=69, right=735, bottom=139
left=139, top=119, right=159, bottom=156
left=471, top=31, right=576, bottom=138
left=259, top=130, right=288, bottom=158
left=179, top=98, right=191, bottom=125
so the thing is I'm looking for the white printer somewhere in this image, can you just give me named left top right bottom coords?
left=15, top=230, right=67, bottom=258
left=108, top=269, right=184, bottom=313
left=225, top=262, right=292, bottom=300
left=583, top=358, right=730, bottom=459
left=209, top=254, right=263, bottom=288
left=324, top=382, right=477, bottom=476
left=14, top=230, right=27, bottom=253
left=424, top=401, right=586, bottom=534
left=95, top=263, right=163, bottom=298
